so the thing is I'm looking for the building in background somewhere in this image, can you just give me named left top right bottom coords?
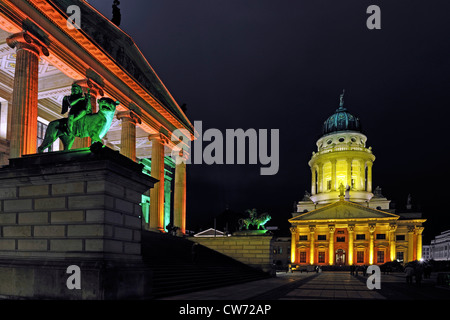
left=289, top=92, right=426, bottom=266
left=423, top=230, right=450, bottom=261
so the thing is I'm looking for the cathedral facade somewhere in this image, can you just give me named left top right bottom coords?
left=289, top=93, right=425, bottom=266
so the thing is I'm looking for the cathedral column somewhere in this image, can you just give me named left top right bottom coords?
left=366, top=161, right=373, bottom=192
left=7, top=32, right=49, bottom=158
left=416, top=226, right=424, bottom=261
left=309, top=225, right=316, bottom=265
left=359, top=159, right=365, bottom=191
left=407, top=226, right=415, bottom=262
left=348, top=224, right=355, bottom=265
left=331, top=159, right=337, bottom=191
left=148, top=133, right=168, bottom=232
left=116, top=110, right=141, bottom=162
left=346, top=158, right=353, bottom=189
left=389, top=223, right=397, bottom=261
left=311, top=166, right=316, bottom=195
left=72, top=79, right=104, bottom=149
left=369, top=224, right=375, bottom=265
left=328, top=225, right=335, bottom=265
left=173, top=149, right=187, bottom=235
left=290, top=227, right=297, bottom=263
left=317, top=163, right=323, bottom=193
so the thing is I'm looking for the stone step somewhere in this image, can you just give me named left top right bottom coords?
left=140, top=231, right=270, bottom=298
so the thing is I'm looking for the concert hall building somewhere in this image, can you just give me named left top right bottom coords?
left=0, top=0, right=194, bottom=234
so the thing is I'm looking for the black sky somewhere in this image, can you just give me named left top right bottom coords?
left=88, top=0, right=450, bottom=242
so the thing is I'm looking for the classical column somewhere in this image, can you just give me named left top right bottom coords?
left=359, top=159, right=365, bottom=191
left=116, top=110, right=141, bottom=162
left=290, top=227, right=297, bottom=263
left=346, top=158, right=353, bottom=189
left=348, top=224, right=355, bottom=265
left=148, top=133, right=168, bottom=232
left=331, top=159, right=337, bottom=191
left=407, top=226, right=415, bottom=262
left=416, top=226, right=424, bottom=261
left=173, top=149, right=187, bottom=235
left=311, top=166, right=316, bottom=195
left=317, top=163, right=323, bottom=193
left=309, top=225, right=316, bottom=265
left=369, top=224, right=375, bottom=265
left=328, top=225, right=335, bottom=265
left=7, top=32, right=49, bottom=158
left=72, top=79, right=104, bottom=149
left=366, top=161, right=373, bottom=192
left=0, top=100, right=8, bottom=139
left=389, top=223, right=397, bottom=261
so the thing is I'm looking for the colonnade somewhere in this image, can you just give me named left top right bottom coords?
left=311, top=157, right=373, bottom=195
left=290, top=224, right=424, bottom=265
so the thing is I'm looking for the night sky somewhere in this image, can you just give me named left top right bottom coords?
left=88, top=0, right=450, bottom=242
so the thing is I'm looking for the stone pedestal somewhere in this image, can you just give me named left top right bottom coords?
left=0, top=146, right=157, bottom=299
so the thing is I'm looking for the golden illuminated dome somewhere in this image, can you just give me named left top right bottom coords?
left=303, top=91, right=378, bottom=207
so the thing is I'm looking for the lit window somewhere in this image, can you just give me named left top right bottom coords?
left=318, top=251, right=325, bottom=263
left=357, top=251, right=364, bottom=263
left=299, top=251, right=307, bottom=263
left=377, top=251, right=384, bottom=263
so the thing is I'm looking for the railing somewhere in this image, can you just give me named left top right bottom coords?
left=312, top=145, right=372, bottom=158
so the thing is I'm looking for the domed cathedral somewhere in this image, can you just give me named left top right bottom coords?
left=289, top=91, right=426, bottom=267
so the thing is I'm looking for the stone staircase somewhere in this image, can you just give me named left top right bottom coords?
left=141, top=231, right=271, bottom=298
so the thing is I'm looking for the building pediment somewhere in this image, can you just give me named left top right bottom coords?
left=51, top=0, right=192, bottom=132
left=289, top=199, right=399, bottom=223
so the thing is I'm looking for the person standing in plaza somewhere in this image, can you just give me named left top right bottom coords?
left=405, top=264, right=414, bottom=285
left=415, top=263, right=424, bottom=287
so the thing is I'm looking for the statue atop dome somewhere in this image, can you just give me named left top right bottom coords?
left=322, top=90, right=361, bottom=135
left=339, top=89, right=345, bottom=108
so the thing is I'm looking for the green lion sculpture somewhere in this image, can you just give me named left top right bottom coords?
left=38, top=97, right=119, bottom=152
